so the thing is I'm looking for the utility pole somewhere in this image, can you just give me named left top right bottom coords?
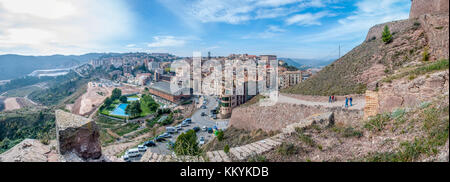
left=338, top=44, right=341, bottom=59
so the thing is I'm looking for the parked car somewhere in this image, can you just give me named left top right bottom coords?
left=154, top=137, right=165, bottom=142
left=207, top=128, right=213, bottom=134
left=122, top=154, right=130, bottom=162
left=201, top=112, right=207, bottom=116
left=181, top=121, right=189, bottom=127
left=138, top=145, right=147, bottom=152
left=159, top=132, right=172, bottom=138
left=193, top=127, right=200, bottom=132
left=144, top=140, right=156, bottom=147
left=126, top=148, right=141, bottom=158
left=184, top=118, right=192, bottom=124
left=199, top=136, right=205, bottom=146
left=202, top=126, right=207, bottom=132
left=175, top=125, right=183, bottom=131
left=166, top=127, right=177, bottom=133
left=201, top=105, right=206, bottom=109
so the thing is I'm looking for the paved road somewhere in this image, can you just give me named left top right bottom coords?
left=149, top=95, right=229, bottom=155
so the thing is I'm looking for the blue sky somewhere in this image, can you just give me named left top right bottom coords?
left=0, top=0, right=411, bottom=59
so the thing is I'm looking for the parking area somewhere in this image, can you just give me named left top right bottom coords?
left=149, top=95, right=228, bottom=155
left=122, top=95, right=229, bottom=161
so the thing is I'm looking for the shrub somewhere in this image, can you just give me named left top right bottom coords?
left=247, top=155, right=267, bottom=162
left=224, top=144, right=230, bottom=153
left=296, top=128, right=316, bottom=147
left=342, top=127, right=363, bottom=138
left=364, top=114, right=390, bottom=132
left=217, top=130, right=224, bottom=141
left=277, top=142, right=298, bottom=155
left=422, top=47, right=429, bottom=62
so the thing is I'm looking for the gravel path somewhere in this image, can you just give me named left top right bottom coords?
left=277, top=94, right=365, bottom=110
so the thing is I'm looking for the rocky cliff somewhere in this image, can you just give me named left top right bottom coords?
left=55, top=110, right=102, bottom=160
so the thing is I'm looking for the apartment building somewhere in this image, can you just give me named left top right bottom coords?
left=279, top=71, right=302, bottom=89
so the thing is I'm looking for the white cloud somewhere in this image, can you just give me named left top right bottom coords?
left=147, top=36, right=186, bottom=48
left=126, top=44, right=136, bottom=48
left=242, top=25, right=286, bottom=39
left=0, top=0, right=135, bottom=55
left=158, top=0, right=334, bottom=24
left=298, top=0, right=410, bottom=42
left=286, top=11, right=332, bottom=26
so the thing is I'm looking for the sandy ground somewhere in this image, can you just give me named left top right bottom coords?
left=73, top=82, right=142, bottom=116
left=3, top=97, right=21, bottom=111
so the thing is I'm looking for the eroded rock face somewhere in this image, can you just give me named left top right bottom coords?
left=0, top=139, right=59, bottom=162
left=55, top=110, right=102, bottom=160
left=378, top=70, right=449, bottom=113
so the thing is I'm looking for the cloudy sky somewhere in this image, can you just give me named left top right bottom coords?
left=0, top=0, right=411, bottom=59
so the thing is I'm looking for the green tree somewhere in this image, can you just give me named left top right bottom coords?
left=125, top=101, right=142, bottom=118
left=174, top=130, right=200, bottom=156
left=119, top=96, right=128, bottom=103
left=104, top=97, right=113, bottom=107
left=382, top=25, right=393, bottom=44
left=111, top=88, right=122, bottom=100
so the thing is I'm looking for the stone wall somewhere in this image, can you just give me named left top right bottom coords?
left=364, top=90, right=379, bottom=119
left=229, top=103, right=363, bottom=132
left=410, top=0, right=449, bottom=19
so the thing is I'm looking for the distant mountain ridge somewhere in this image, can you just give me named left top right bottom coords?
left=279, top=58, right=335, bottom=70
left=0, top=53, right=106, bottom=80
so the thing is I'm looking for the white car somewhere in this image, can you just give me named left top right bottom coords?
left=202, top=126, right=207, bottom=132
left=126, top=148, right=141, bottom=158
left=138, top=145, right=147, bottom=152
left=199, top=136, right=205, bottom=146
left=122, top=154, right=130, bottom=162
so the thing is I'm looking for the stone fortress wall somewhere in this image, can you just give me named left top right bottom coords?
left=410, top=0, right=449, bottom=19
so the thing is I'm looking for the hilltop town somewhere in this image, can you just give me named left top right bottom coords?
left=0, top=0, right=448, bottom=162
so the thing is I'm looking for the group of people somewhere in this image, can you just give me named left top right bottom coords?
left=328, top=95, right=336, bottom=103
left=329, top=95, right=353, bottom=108
left=345, top=97, right=353, bottom=108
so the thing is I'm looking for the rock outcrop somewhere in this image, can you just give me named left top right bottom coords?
left=410, top=0, right=449, bottom=19
left=55, top=110, right=102, bottom=160
left=0, top=139, right=59, bottom=162
left=378, top=70, right=449, bottom=113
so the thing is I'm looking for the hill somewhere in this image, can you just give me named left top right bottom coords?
left=279, top=58, right=334, bottom=70
left=0, top=53, right=105, bottom=80
left=283, top=13, right=449, bottom=96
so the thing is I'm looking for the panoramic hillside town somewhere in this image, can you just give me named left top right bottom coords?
left=0, top=0, right=448, bottom=169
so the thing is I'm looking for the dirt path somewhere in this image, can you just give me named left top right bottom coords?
left=277, top=94, right=365, bottom=110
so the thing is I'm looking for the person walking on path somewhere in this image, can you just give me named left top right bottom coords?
left=329, top=96, right=332, bottom=103
left=345, top=97, right=349, bottom=108
left=350, top=97, right=353, bottom=107
left=331, top=95, right=335, bottom=103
